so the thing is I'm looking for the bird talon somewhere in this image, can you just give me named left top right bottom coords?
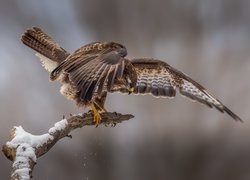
left=93, top=112, right=102, bottom=126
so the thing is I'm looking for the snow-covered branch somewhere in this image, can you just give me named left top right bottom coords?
left=2, top=112, right=134, bottom=180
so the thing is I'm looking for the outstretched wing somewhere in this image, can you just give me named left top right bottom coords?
left=50, top=42, right=128, bottom=102
left=119, top=58, right=242, bottom=122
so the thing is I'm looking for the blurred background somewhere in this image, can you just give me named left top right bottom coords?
left=0, top=0, right=250, bottom=179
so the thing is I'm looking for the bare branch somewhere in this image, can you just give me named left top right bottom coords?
left=2, top=112, right=134, bottom=180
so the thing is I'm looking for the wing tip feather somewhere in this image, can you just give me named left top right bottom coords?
left=222, top=105, right=243, bottom=123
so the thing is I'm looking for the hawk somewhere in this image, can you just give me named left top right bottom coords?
left=21, top=27, right=242, bottom=124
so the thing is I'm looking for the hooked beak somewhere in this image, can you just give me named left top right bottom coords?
left=128, top=87, right=134, bottom=95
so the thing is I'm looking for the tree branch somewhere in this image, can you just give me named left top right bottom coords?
left=2, top=112, right=134, bottom=180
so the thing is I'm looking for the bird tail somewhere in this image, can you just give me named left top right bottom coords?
left=21, top=26, right=70, bottom=63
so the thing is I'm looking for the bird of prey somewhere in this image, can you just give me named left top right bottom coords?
left=21, top=27, right=242, bottom=124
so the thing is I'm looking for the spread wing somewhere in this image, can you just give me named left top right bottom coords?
left=50, top=42, right=128, bottom=102
left=119, top=58, right=242, bottom=122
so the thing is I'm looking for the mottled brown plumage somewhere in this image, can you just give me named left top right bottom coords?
left=21, top=27, right=69, bottom=63
left=21, top=27, right=242, bottom=123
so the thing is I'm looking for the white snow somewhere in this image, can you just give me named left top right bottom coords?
left=6, top=126, right=53, bottom=179
left=7, top=126, right=53, bottom=149
left=15, top=144, right=36, bottom=163
left=48, top=119, right=68, bottom=134
left=12, top=167, right=30, bottom=180
left=6, top=120, right=68, bottom=179
left=10, top=143, right=36, bottom=179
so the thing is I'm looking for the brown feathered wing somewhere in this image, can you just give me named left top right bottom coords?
left=117, top=58, right=242, bottom=122
left=50, top=42, right=128, bottom=103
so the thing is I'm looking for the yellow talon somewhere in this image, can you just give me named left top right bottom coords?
left=90, top=102, right=102, bottom=125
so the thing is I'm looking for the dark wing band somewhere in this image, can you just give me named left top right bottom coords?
left=126, top=58, right=177, bottom=98
left=119, top=58, right=242, bottom=122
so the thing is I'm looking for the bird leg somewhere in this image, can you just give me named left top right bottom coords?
left=93, top=101, right=115, bottom=127
left=90, top=101, right=118, bottom=127
left=94, top=101, right=107, bottom=112
left=90, top=102, right=102, bottom=126
left=93, top=101, right=118, bottom=127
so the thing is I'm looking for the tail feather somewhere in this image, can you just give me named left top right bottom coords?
left=21, top=26, right=70, bottom=63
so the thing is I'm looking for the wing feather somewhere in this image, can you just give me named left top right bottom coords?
left=128, top=59, right=176, bottom=98
left=80, top=63, right=106, bottom=100
left=50, top=55, right=97, bottom=80
left=97, top=65, right=111, bottom=95
left=70, top=60, right=98, bottom=91
left=119, top=58, right=242, bottom=122
left=50, top=42, right=127, bottom=104
left=116, top=60, right=125, bottom=78
left=107, top=65, right=117, bottom=91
